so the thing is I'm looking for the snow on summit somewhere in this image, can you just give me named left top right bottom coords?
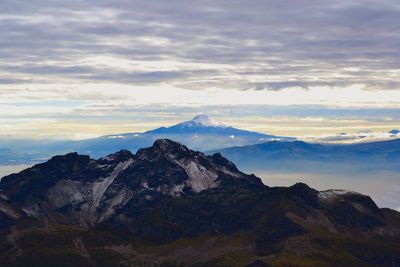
left=178, top=115, right=228, bottom=128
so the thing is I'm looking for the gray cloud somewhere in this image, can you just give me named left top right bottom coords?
left=0, top=0, right=400, bottom=90
left=63, top=104, right=400, bottom=122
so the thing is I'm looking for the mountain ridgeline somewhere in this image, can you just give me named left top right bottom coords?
left=0, top=139, right=400, bottom=267
left=209, top=139, right=400, bottom=172
left=0, top=115, right=294, bottom=164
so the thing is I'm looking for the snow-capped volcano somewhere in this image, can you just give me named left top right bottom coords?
left=145, top=114, right=287, bottom=138
left=0, top=115, right=295, bottom=163
left=146, top=115, right=229, bottom=133
left=180, top=114, right=228, bottom=128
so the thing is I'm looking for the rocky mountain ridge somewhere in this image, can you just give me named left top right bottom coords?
left=0, top=139, right=399, bottom=267
left=0, top=139, right=262, bottom=227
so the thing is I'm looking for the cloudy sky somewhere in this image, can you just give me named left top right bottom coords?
left=1, top=0, right=400, bottom=139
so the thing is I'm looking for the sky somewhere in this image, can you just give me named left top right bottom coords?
left=1, top=0, right=400, bottom=140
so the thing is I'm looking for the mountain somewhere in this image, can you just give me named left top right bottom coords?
left=209, top=139, right=400, bottom=170
left=87, top=114, right=293, bottom=153
left=146, top=114, right=231, bottom=134
left=0, top=139, right=400, bottom=267
left=71, top=115, right=293, bottom=159
left=146, top=115, right=278, bottom=138
left=0, top=115, right=294, bottom=164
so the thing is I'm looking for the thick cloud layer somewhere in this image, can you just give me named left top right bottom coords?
left=1, top=1, right=400, bottom=138
left=1, top=0, right=400, bottom=90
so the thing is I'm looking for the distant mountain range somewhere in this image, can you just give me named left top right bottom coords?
left=76, top=115, right=294, bottom=158
left=209, top=139, right=400, bottom=171
left=0, top=115, right=294, bottom=165
left=1, top=114, right=398, bottom=178
left=1, top=139, right=399, bottom=266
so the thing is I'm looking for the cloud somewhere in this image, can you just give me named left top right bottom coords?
left=305, top=130, right=400, bottom=143
left=1, top=0, right=400, bottom=138
left=1, top=98, right=400, bottom=139
left=0, top=0, right=399, bottom=91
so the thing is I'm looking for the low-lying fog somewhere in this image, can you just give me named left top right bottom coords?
left=0, top=165, right=31, bottom=180
left=241, top=161, right=400, bottom=211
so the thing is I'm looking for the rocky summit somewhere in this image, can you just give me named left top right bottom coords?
left=0, top=139, right=400, bottom=267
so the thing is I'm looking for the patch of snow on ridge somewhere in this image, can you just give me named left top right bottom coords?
left=318, top=189, right=362, bottom=200
left=107, top=135, right=126, bottom=139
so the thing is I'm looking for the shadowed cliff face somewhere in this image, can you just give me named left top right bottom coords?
left=0, top=139, right=400, bottom=267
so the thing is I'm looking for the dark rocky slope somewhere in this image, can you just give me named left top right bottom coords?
left=0, top=139, right=399, bottom=267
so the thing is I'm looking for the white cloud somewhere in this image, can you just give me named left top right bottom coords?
left=303, top=130, right=400, bottom=143
left=2, top=83, right=400, bottom=109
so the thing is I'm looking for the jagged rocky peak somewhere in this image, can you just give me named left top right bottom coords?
left=134, top=139, right=192, bottom=161
left=0, top=139, right=264, bottom=225
left=45, top=152, right=92, bottom=168
left=0, top=152, right=94, bottom=196
left=288, top=182, right=319, bottom=205
left=152, top=138, right=190, bottom=153
left=133, top=139, right=262, bottom=193
left=98, top=149, right=134, bottom=164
